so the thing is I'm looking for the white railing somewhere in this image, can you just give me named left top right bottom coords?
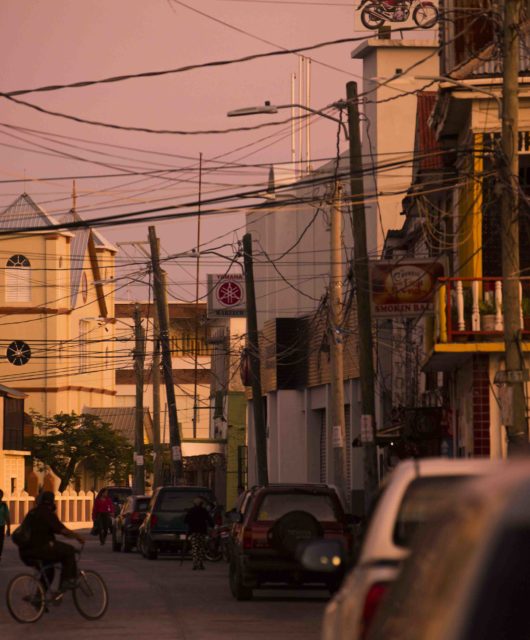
left=435, top=277, right=530, bottom=343
left=6, top=490, right=95, bottom=526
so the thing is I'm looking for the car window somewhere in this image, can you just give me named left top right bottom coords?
left=157, top=490, right=214, bottom=512
left=393, top=476, right=470, bottom=547
left=255, top=493, right=339, bottom=522
left=108, top=489, right=132, bottom=504
left=136, top=498, right=150, bottom=512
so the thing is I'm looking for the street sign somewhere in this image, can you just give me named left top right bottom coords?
left=370, top=259, right=445, bottom=318
left=207, top=273, right=246, bottom=318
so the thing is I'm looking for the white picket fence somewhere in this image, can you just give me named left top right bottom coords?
left=6, top=490, right=95, bottom=527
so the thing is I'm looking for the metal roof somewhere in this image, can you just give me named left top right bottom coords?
left=83, top=406, right=154, bottom=444
left=0, top=193, right=62, bottom=230
left=415, top=92, right=444, bottom=172
left=0, top=383, right=27, bottom=399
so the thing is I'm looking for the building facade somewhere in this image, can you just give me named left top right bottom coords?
left=388, top=1, right=530, bottom=458
left=113, top=302, right=246, bottom=506
left=0, top=193, right=117, bottom=416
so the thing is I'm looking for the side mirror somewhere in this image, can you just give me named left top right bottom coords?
left=298, top=539, right=346, bottom=574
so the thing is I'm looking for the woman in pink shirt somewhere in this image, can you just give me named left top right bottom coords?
left=92, top=489, right=114, bottom=546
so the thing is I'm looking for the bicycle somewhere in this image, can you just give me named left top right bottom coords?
left=6, top=546, right=108, bottom=623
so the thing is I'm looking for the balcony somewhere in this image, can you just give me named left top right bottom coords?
left=426, top=277, right=530, bottom=371
left=435, top=277, right=530, bottom=342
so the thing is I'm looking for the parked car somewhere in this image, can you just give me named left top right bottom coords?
left=302, top=458, right=501, bottom=640
left=228, top=483, right=354, bottom=601
left=367, top=463, right=530, bottom=640
left=138, top=486, right=216, bottom=560
left=112, top=494, right=151, bottom=552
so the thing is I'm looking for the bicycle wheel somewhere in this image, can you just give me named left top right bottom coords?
left=6, top=574, right=46, bottom=623
left=73, top=570, right=109, bottom=620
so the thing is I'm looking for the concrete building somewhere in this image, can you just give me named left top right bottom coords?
left=0, top=383, right=28, bottom=494
left=113, top=302, right=246, bottom=506
left=244, top=36, right=441, bottom=509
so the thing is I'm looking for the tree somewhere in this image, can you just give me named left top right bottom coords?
left=30, top=412, right=133, bottom=492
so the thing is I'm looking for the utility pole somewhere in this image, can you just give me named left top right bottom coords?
left=192, top=153, right=203, bottom=439
left=501, top=0, right=528, bottom=454
left=133, top=304, right=146, bottom=494
left=346, top=81, right=379, bottom=507
left=329, top=184, right=347, bottom=500
left=152, top=305, right=163, bottom=488
left=148, top=226, right=183, bottom=482
left=242, top=233, right=268, bottom=486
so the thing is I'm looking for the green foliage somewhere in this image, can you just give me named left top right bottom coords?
left=479, top=298, right=496, bottom=315
left=29, top=412, right=133, bottom=492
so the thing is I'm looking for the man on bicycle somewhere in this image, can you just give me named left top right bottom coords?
left=18, top=491, right=85, bottom=592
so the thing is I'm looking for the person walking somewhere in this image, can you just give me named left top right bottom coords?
left=0, top=489, right=11, bottom=562
left=184, top=497, right=214, bottom=570
left=92, top=489, right=114, bottom=546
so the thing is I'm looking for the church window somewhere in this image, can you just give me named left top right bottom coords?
left=6, top=255, right=31, bottom=302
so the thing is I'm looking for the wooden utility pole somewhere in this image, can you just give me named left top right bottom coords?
left=242, top=233, right=268, bottom=486
left=346, top=81, right=379, bottom=507
left=152, top=305, right=163, bottom=488
left=501, top=0, right=529, bottom=454
left=330, top=184, right=346, bottom=499
left=133, top=304, right=146, bottom=494
left=192, top=153, right=203, bottom=439
left=148, top=226, right=183, bottom=482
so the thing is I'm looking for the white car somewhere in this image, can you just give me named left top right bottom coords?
left=320, top=458, right=501, bottom=640
left=368, top=463, right=530, bottom=640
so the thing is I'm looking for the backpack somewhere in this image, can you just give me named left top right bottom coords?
left=11, top=511, right=35, bottom=548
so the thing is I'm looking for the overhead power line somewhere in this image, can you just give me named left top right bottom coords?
left=2, top=30, right=421, bottom=100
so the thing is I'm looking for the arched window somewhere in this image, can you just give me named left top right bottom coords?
left=6, top=255, right=31, bottom=302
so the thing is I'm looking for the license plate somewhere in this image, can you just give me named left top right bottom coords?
left=179, top=534, right=187, bottom=540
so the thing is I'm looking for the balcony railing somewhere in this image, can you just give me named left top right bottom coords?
left=434, top=277, right=530, bottom=344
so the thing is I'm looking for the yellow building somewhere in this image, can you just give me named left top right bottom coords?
left=0, top=193, right=117, bottom=416
left=0, top=383, right=29, bottom=495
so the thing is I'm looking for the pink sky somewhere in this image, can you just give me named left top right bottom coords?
left=1, top=1, right=364, bottom=298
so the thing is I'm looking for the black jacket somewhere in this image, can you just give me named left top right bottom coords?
left=184, top=505, right=214, bottom=534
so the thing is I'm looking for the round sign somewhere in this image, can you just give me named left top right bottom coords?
left=216, top=280, right=243, bottom=307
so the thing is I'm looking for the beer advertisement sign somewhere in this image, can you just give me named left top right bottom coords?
left=370, top=259, right=445, bottom=317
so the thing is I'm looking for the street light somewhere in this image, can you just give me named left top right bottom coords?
left=227, top=100, right=350, bottom=139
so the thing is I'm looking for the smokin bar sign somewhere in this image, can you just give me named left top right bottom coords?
left=370, top=259, right=445, bottom=318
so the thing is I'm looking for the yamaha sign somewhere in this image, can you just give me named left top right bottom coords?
left=207, top=273, right=246, bottom=318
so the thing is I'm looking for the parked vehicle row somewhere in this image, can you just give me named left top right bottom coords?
left=96, top=457, right=524, bottom=640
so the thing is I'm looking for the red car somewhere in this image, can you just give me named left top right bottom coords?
left=228, top=483, right=354, bottom=600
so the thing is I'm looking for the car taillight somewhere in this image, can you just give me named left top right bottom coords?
left=360, top=582, right=389, bottom=638
left=150, top=514, right=158, bottom=527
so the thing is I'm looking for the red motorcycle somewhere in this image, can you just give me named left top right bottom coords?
left=358, top=0, right=438, bottom=30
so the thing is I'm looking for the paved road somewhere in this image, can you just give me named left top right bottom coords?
left=0, top=533, right=328, bottom=639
